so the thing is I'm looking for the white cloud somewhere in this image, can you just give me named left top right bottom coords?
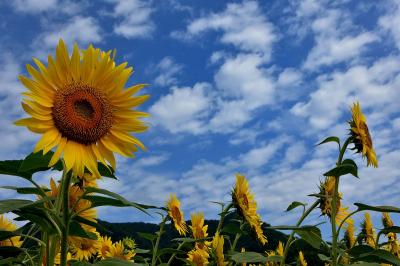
left=32, top=16, right=102, bottom=55
left=11, top=0, right=57, bottom=13
left=292, top=55, right=400, bottom=130
left=153, top=57, right=183, bottom=87
left=173, top=1, right=276, bottom=58
left=379, top=0, right=400, bottom=51
left=108, top=0, right=155, bottom=39
left=149, top=83, right=212, bottom=134
left=303, top=9, right=378, bottom=70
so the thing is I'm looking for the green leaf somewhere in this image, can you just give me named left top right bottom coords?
left=84, top=187, right=157, bottom=214
left=230, top=252, right=267, bottom=263
left=137, top=232, right=157, bottom=242
left=69, top=221, right=98, bottom=239
left=348, top=263, right=380, bottom=266
left=355, top=203, right=400, bottom=213
left=286, top=201, right=305, bottom=212
left=157, top=247, right=186, bottom=257
left=0, top=246, right=24, bottom=258
left=13, top=208, right=57, bottom=234
left=1, top=186, right=49, bottom=195
left=0, top=231, right=17, bottom=241
left=94, top=258, right=136, bottom=265
left=171, top=237, right=211, bottom=243
left=317, top=253, right=330, bottom=262
left=19, top=151, right=54, bottom=173
left=221, top=223, right=244, bottom=235
left=294, top=226, right=323, bottom=249
left=0, top=160, right=33, bottom=179
left=83, top=195, right=131, bottom=208
left=323, top=163, right=358, bottom=178
left=317, top=136, right=340, bottom=147
left=266, top=225, right=318, bottom=230
left=0, top=199, right=34, bottom=213
left=352, top=249, right=400, bottom=265
left=72, top=216, right=110, bottom=234
left=379, top=226, right=400, bottom=234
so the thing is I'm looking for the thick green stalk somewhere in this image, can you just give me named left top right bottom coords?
left=152, top=217, right=167, bottom=266
left=331, top=137, right=351, bottom=266
left=60, top=169, right=72, bottom=266
left=280, top=200, right=319, bottom=265
left=216, top=203, right=233, bottom=234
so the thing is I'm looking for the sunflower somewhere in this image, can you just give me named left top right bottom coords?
left=190, top=212, right=210, bottom=249
left=122, top=237, right=136, bottom=251
left=361, top=212, right=375, bottom=247
left=166, top=194, right=187, bottom=236
left=69, top=231, right=101, bottom=261
left=343, top=218, right=356, bottom=249
left=298, top=251, right=307, bottom=266
left=211, top=233, right=228, bottom=266
left=348, top=102, right=378, bottom=167
left=382, top=212, right=394, bottom=229
left=0, top=215, right=22, bottom=247
left=266, top=242, right=284, bottom=266
left=15, top=39, right=149, bottom=178
left=187, top=247, right=209, bottom=266
left=54, top=251, right=72, bottom=265
left=98, top=235, right=113, bottom=259
left=318, top=176, right=351, bottom=226
left=106, top=240, right=135, bottom=261
left=232, top=174, right=267, bottom=245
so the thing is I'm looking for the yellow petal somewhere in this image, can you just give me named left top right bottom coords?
left=34, top=128, right=60, bottom=154
left=49, top=137, right=67, bottom=166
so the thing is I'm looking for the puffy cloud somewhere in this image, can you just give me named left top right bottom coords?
left=11, top=0, right=57, bottom=13
left=152, top=57, right=183, bottom=87
left=172, top=1, right=276, bottom=58
left=149, top=83, right=212, bottom=134
left=379, top=0, right=400, bottom=50
left=108, top=0, right=155, bottom=39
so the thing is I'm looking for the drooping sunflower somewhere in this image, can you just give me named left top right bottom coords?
left=211, top=233, right=228, bottom=266
left=343, top=218, right=356, bottom=249
left=298, top=251, right=307, bottom=266
left=166, top=194, right=187, bottom=236
left=348, top=102, right=378, bottom=167
left=361, top=212, right=375, bottom=247
left=98, top=235, right=113, bottom=259
left=15, top=39, right=149, bottom=178
left=318, top=176, right=351, bottom=226
left=190, top=212, right=209, bottom=249
left=0, top=215, right=22, bottom=247
left=187, top=247, right=210, bottom=266
left=232, top=173, right=267, bottom=245
left=106, top=240, right=135, bottom=261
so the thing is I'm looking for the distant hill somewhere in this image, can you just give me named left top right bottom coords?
left=98, top=217, right=324, bottom=265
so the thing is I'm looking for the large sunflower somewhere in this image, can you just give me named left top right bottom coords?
left=0, top=215, right=22, bottom=247
left=166, top=194, right=187, bottom=236
left=348, top=102, right=378, bottom=167
left=361, top=212, right=375, bottom=247
left=69, top=231, right=101, bottom=261
left=232, top=174, right=267, bottom=245
left=15, top=40, right=149, bottom=178
left=187, top=247, right=209, bottom=266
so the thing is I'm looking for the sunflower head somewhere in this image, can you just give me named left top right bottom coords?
left=190, top=212, right=209, bottom=249
left=122, top=237, right=136, bottom=251
left=166, top=194, right=187, bottom=236
left=0, top=215, right=22, bottom=247
left=98, top=235, right=113, bottom=259
left=187, top=247, right=210, bottom=266
left=211, top=233, right=228, bottom=266
left=69, top=231, right=101, bottom=261
left=106, top=240, right=135, bottom=261
left=361, top=212, right=375, bottom=247
left=343, top=218, right=356, bottom=249
left=16, top=39, right=149, bottom=178
left=382, top=212, right=394, bottom=229
left=348, top=102, right=378, bottom=167
left=232, top=173, right=267, bottom=245
left=298, top=251, right=307, bottom=266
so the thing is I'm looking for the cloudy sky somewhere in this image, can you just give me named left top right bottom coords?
left=1, top=0, right=399, bottom=235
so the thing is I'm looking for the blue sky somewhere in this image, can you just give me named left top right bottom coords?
left=1, top=0, right=400, bottom=237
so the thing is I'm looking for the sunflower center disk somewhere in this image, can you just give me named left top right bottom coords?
left=52, top=83, right=113, bottom=145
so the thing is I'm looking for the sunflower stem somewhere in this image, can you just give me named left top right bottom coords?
left=152, top=216, right=167, bottom=266
left=331, top=137, right=350, bottom=266
left=281, top=200, right=319, bottom=265
left=167, top=241, right=185, bottom=266
left=230, top=222, right=244, bottom=252
left=216, top=203, right=233, bottom=234
left=60, top=163, right=72, bottom=266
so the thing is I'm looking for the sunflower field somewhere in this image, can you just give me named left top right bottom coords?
left=0, top=40, right=400, bottom=266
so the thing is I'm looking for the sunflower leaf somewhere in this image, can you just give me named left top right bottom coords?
left=323, top=163, right=358, bottom=178
left=354, top=203, right=400, bottom=213
left=1, top=185, right=49, bottom=195
left=294, top=226, right=323, bottom=249
left=317, top=136, right=340, bottom=147
left=286, top=201, right=306, bottom=212
left=69, top=221, right=98, bottom=239
left=230, top=251, right=268, bottom=263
